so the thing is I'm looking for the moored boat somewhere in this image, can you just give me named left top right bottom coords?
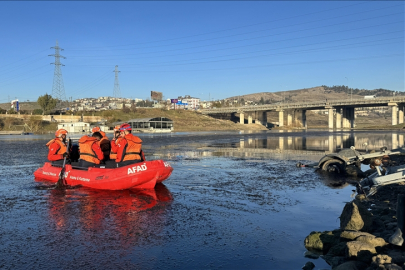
left=34, top=160, right=173, bottom=190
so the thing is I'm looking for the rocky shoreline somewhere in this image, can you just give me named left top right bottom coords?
left=303, top=182, right=405, bottom=270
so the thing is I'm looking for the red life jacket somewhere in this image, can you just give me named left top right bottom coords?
left=46, top=138, right=66, bottom=154
left=122, top=134, right=142, bottom=162
left=78, top=136, right=100, bottom=164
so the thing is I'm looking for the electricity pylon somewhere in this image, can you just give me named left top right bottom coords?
left=49, top=40, right=67, bottom=110
left=113, top=65, right=121, bottom=98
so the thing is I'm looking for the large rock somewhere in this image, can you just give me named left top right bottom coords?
left=340, top=201, right=373, bottom=232
left=302, top=261, right=315, bottom=270
left=322, top=255, right=346, bottom=269
left=355, top=235, right=387, bottom=248
left=346, top=240, right=377, bottom=263
left=304, top=230, right=340, bottom=252
left=326, top=242, right=347, bottom=257
left=387, top=250, right=405, bottom=265
left=371, top=254, right=392, bottom=265
left=333, top=260, right=368, bottom=270
left=388, top=228, right=404, bottom=246
left=341, top=231, right=374, bottom=241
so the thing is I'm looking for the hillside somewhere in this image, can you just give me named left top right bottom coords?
left=228, top=85, right=400, bottom=103
left=1, top=85, right=398, bottom=112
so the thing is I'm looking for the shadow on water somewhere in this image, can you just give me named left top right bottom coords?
left=41, top=184, right=173, bottom=254
left=45, top=183, right=172, bottom=226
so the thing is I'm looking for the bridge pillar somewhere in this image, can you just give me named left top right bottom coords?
left=293, top=110, right=300, bottom=127
left=287, top=111, right=292, bottom=126
left=239, top=112, right=244, bottom=124
left=262, top=111, right=267, bottom=127
left=255, top=111, right=267, bottom=127
left=335, top=108, right=342, bottom=129
left=349, top=107, right=355, bottom=128
left=301, top=110, right=307, bottom=129
left=342, top=107, right=351, bottom=128
left=327, top=108, right=334, bottom=129
left=278, top=110, right=284, bottom=127
left=399, top=105, right=404, bottom=124
left=393, top=133, right=399, bottom=149
left=279, top=137, right=284, bottom=150
left=328, top=134, right=335, bottom=153
left=248, top=114, right=252, bottom=124
left=391, top=104, right=398, bottom=125
left=336, top=134, right=342, bottom=149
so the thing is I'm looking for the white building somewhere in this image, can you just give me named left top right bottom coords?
left=58, top=122, right=90, bottom=133
left=178, top=95, right=200, bottom=110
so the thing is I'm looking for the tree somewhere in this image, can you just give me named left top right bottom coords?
left=37, top=94, right=57, bottom=115
left=259, top=97, right=265, bottom=105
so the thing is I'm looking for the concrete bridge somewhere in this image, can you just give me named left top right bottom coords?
left=200, top=97, right=405, bottom=128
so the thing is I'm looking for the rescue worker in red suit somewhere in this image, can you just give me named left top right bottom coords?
left=46, top=129, right=69, bottom=166
left=78, top=132, right=105, bottom=168
left=110, top=125, right=121, bottom=161
left=115, top=123, right=145, bottom=167
left=92, top=126, right=110, bottom=161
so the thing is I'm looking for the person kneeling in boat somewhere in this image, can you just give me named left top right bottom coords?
left=92, top=126, right=111, bottom=162
left=109, top=125, right=121, bottom=161
left=115, top=123, right=145, bottom=167
left=78, top=132, right=105, bottom=168
left=46, top=128, right=70, bottom=166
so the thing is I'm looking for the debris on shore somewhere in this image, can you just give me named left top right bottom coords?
left=303, top=183, right=405, bottom=270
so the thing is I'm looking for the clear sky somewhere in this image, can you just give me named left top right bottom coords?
left=0, top=1, right=403, bottom=103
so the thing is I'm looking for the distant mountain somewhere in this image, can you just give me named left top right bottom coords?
left=227, top=85, right=400, bottom=104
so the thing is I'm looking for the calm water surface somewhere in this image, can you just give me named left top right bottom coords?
left=0, top=130, right=403, bottom=269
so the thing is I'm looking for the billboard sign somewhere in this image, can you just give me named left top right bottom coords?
left=151, top=91, right=163, bottom=101
left=171, top=99, right=178, bottom=103
left=11, top=99, right=19, bottom=111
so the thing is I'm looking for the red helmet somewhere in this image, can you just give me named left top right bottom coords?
left=119, top=123, right=132, bottom=131
left=55, top=128, right=68, bottom=138
left=113, top=125, right=121, bottom=132
left=92, top=126, right=101, bottom=133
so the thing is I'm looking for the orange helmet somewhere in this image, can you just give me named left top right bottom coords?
left=92, top=126, right=101, bottom=133
left=113, top=125, right=121, bottom=132
left=55, top=128, right=68, bottom=138
left=119, top=123, right=131, bottom=131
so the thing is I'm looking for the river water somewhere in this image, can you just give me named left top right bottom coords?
left=0, top=130, right=403, bottom=269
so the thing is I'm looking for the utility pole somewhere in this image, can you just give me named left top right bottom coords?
left=49, top=40, right=67, bottom=110
left=113, top=65, right=121, bottom=98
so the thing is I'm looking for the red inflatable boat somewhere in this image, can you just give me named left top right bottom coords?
left=34, top=160, right=173, bottom=190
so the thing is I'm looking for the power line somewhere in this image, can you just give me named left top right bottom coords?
left=120, top=53, right=403, bottom=73
left=67, top=29, right=403, bottom=68
left=66, top=2, right=371, bottom=50
left=67, top=18, right=403, bottom=61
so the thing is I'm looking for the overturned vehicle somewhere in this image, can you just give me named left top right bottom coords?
left=296, top=146, right=405, bottom=197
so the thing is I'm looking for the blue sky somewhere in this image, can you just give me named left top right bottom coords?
left=0, top=1, right=403, bottom=103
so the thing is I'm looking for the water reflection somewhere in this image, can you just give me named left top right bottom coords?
left=211, top=131, right=405, bottom=153
left=46, top=184, right=172, bottom=248
left=151, top=131, right=405, bottom=164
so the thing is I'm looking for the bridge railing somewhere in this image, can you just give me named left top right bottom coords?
left=200, top=96, right=405, bottom=114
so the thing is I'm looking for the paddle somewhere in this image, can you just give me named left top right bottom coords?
left=55, top=154, right=67, bottom=189
left=55, top=137, right=70, bottom=189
